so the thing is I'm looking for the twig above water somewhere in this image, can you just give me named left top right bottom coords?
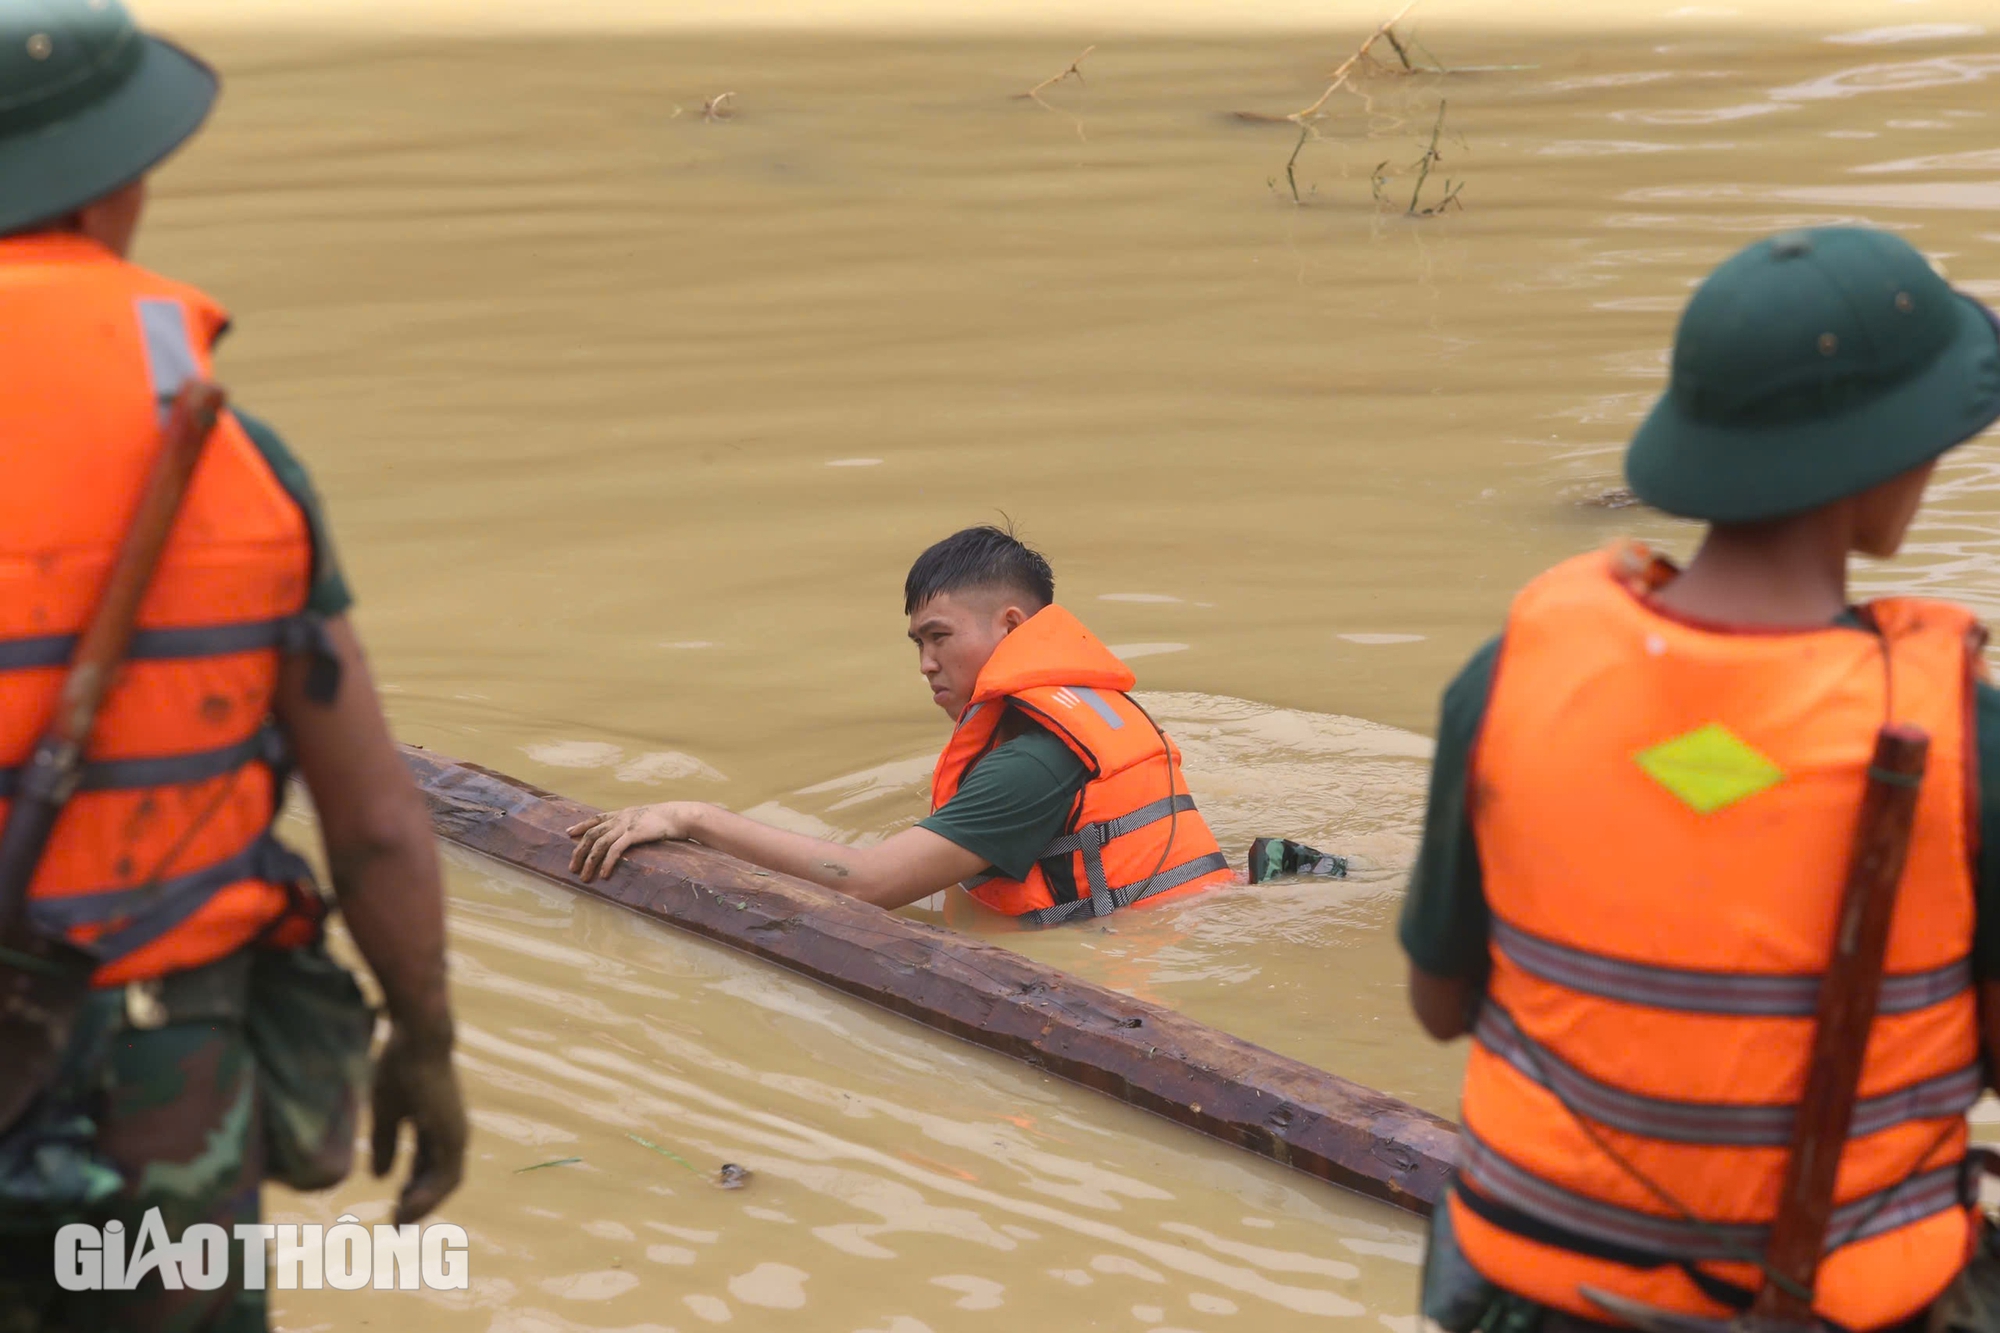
left=1371, top=99, right=1465, bottom=216
left=1383, top=25, right=1417, bottom=72
left=1406, top=99, right=1465, bottom=215
left=1018, top=45, right=1095, bottom=105
left=1277, top=123, right=1316, bottom=205
left=1292, top=1, right=1419, bottom=124
left=1261, top=2, right=1418, bottom=204
left=1014, top=45, right=1096, bottom=140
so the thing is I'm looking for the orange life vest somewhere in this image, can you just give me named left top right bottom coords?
left=1450, top=542, right=1981, bottom=1329
left=930, top=605, right=1233, bottom=926
left=0, top=233, right=324, bottom=987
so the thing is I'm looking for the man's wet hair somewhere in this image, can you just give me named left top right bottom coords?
left=904, top=526, right=1055, bottom=616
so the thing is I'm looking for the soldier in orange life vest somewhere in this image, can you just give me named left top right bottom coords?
left=1403, top=228, right=2000, bottom=1331
left=0, top=4, right=466, bottom=1329
left=570, top=526, right=1236, bottom=923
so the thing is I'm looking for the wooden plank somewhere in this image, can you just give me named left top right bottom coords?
left=402, top=745, right=1459, bottom=1215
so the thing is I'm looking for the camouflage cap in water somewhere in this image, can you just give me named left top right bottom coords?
left=1626, top=227, right=2000, bottom=523
left=0, top=0, right=216, bottom=235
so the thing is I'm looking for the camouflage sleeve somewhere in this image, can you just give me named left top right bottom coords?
left=233, top=408, right=355, bottom=618
left=1398, top=635, right=1501, bottom=981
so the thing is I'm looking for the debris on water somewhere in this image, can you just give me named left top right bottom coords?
left=1580, top=486, right=1641, bottom=510
left=717, top=1163, right=751, bottom=1190
left=514, top=1156, right=583, bottom=1174
left=1249, top=837, right=1348, bottom=885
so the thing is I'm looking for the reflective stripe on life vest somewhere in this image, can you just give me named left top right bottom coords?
left=1454, top=542, right=1982, bottom=1328
left=0, top=233, right=321, bottom=986
left=1457, top=1125, right=1966, bottom=1264
left=1492, top=917, right=1973, bottom=1019
left=930, top=605, right=1234, bottom=923
left=962, top=792, right=1214, bottom=903
left=1021, top=850, right=1233, bottom=927
left=1474, top=1002, right=1982, bottom=1148
left=0, top=615, right=323, bottom=672
left=1028, top=790, right=1227, bottom=925
left=0, top=724, right=284, bottom=801
left=30, top=833, right=313, bottom=957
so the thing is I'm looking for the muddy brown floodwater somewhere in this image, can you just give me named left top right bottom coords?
left=129, top=10, right=2000, bottom=1329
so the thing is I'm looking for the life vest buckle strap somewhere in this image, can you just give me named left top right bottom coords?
left=1035, top=793, right=1201, bottom=860
left=1081, top=825, right=1115, bottom=916
left=1018, top=849, right=1231, bottom=928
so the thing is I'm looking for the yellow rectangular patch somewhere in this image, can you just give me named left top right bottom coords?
left=1634, top=722, right=1785, bottom=814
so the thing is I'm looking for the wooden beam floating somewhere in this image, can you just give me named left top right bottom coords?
left=401, top=746, right=1459, bottom=1215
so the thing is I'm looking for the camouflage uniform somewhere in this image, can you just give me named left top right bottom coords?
left=0, top=983, right=265, bottom=1333
left=0, top=937, right=370, bottom=1333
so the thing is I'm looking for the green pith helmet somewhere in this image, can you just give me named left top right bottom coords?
left=0, top=0, right=216, bottom=235
left=1626, top=227, right=2000, bottom=523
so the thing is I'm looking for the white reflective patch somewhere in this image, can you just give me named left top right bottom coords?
left=136, top=298, right=198, bottom=419
left=1072, top=687, right=1125, bottom=731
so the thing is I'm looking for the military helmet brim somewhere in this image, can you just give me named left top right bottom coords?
left=0, top=33, right=215, bottom=236
left=1627, top=290, right=2000, bottom=525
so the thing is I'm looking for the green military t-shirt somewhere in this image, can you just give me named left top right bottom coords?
left=918, top=712, right=1091, bottom=880
left=1399, top=627, right=2000, bottom=981
left=234, top=408, right=353, bottom=618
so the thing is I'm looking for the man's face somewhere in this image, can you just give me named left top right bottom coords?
left=908, top=590, right=1029, bottom=720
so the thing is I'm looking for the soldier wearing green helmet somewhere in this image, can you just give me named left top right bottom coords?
left=0, top=3, right=467, bottom=1330
left=1404, top=229, right=2000, bottom=1328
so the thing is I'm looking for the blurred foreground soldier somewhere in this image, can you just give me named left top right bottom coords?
left=1403, top=228, right=2000, bottom=1330
left=570, top=526, right=1249, bottom=923
left=0, top=3, right=465, bottom=1329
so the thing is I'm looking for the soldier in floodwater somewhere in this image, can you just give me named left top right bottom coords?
left=0, top=3, right=466, bottom=1328
left=571, top=525, right=1247, bottom=925
left=1402, top=229, right=2000, bottom=1329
